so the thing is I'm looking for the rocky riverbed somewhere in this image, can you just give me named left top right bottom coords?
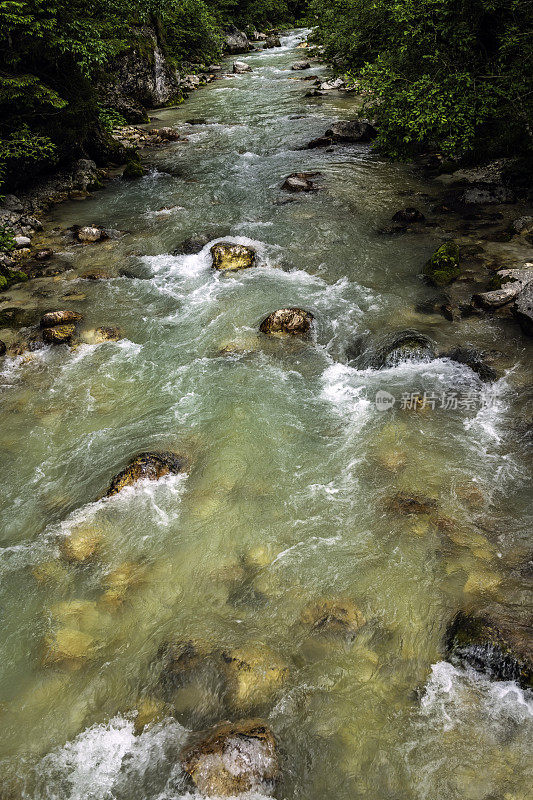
left=0, top=28, right=532, bottom=800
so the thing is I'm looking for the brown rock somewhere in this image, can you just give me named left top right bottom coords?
left=281, top=172, right=318, bottom=192
left=181, top=719, right=278, bottom=796
left=79, top=269, right=112, bottom=280
left=301, top=598, right=366, bottom=636
left=259, top=308, right=313, bottom=335
left=386, top=491, right=438, bottom=514
left=42, top=324, right=76, bottom=344
left=40, top=310, right=83, bottom=328
left=222, top=644, right=289, bottom=710
left=105, top=451, right=187, bottom=496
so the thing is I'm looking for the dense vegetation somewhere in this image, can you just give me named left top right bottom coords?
left=309, top=0, right=533, bottom=162
left=0, top=1, right=305, bottom=190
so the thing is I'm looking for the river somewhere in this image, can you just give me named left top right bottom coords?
left=0, top=29, right=531, bottom=800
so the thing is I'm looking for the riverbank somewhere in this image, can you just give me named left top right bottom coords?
left=0, top=29, right=532, bottom=800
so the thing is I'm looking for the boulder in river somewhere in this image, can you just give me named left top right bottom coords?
left=105, top=451, right=186, bottom=496
left=422, top=241, right=461, bottom=286
left=325, top=120, right=377, bottom=143
left=42, top=627, right=97, bottom=668
left=76, top=226, right=106, bottom=243
left=302, top=598, right=366, bottom=637
left=60, top=526, right=103, bottom=562
left=440, top=346, right=497, bottom=382
left=174, top=234, right=211, bottom=255
left=307, top=135, right=334, bottom=149
left=515, top=280, right=533, bottom=336
left=42, top=324, right=77, bottom=344
left=211, top=242, right=256, bottom=271
left=281, top=172, right=318, bottom=192
left=79, top=269, right=113, bottom=280
left=82, top=326, right=123, bottom=345
left=223, top=27, right=251, bottom=55
left=371, top=330, right=436, bottom=369
left=386, top=491, right=438, bottom=515
left=292, top=61, right=310, bottom=70
left=445, top=611, right=533, bottom=689
left=260, top=308, right=314, bottom=336
left=40, top=310, right=83, bottom=328
left=263, top=35, right=281, bottom=48
left=233, top=61, right=252, bottom=74
left=181, top=719, right=278, bottom=796
left=391, top=207, right=426, bottom=224
left=222, top=643, right=289, bottom=711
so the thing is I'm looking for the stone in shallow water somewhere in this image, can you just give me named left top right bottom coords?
left=386, top=491, right=438, bottom=515
left=325, top=120, right=377, bottom=143
left=100, top=562, right=145, bottom=609
left=181, top=719, right=278, bottom=796
left=422, top=241, right=461, bottom=286
left=60, top=526, right=103, bottom=562
left=233, top=61, right=252, bottom=74
left=391, top=207, right=425, bottom=224
left=105, top=451, right=186, bottom=496
left=445, top=612, right=533, bottom=688
left=82, top=326, right=123, bottom=345
left=42, top=324, right=76, bottom=344
left=222, top=643, right=289, bottom=711
left=259, top=307, right=313, bottom=335
left=40, top=310, right=83, bottom=328
left=133, top=697, right=170, bottom=734
left=371, top=329, right=436, bottom=369
left=301, top=598, right=366, bottom=636
left=210, top=242, right=256, bottom=271
left=76, top=226, right=105, bottom=243
left=42, top=627, right=96, bottom=668
left=281, top=172, right=318, bottom=192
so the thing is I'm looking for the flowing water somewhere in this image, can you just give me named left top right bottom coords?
left=1, top=30, right=532, bottom=800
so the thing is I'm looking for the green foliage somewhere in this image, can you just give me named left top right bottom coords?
left=423, top=241, right=461, bottom=286
left=0, top=225, right=16, bottom=254
left=98, top=105, right=127, bottom=132
left=310, top=0, right=533, bottom=160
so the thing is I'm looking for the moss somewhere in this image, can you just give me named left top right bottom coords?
left=122, top=154, right=144, bottom=180
left=0, top=264, right=28, bottom=292
left=422, top=241, right=461, bottom=286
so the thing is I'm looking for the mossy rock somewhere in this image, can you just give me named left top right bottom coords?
left=123, top=156, right=145, bottom=180
left=105, top=451, right=187, bottom=496
left=422, top=241, right=461, bottom=286
left=0, top=264, right=28, bottom=292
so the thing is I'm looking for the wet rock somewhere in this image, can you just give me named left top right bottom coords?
left=42, top=324, right=76, bottom=344
left=60, top=526, right=103, bottom=562
left=0, top=306, right=40, bottom=328
left=155, top=126, right=180, bottom=141
left=391, top=207, right=425, bottom=224
left=512, top=215, right=533, bottom=236
left=82, top=326, right=123, bottom=345
left=79, top=269, right=113, bottom=280
left=233, top=61, right=252, bottom=74
left=181, top=719, right=278, bottom=796
left=133, top=697, right=170, bottom=734
left=371, top=330, right=436, bottom=369
left=292, top=61, right=310, bottom=70
left=100, top=562, right=144, bottom=609
left=445, top=612, right=533, bottom=689
left=440, top=346, right=497, bottom=382
left=422, top=241, right=461, bottom=286
left=263, top=36, right=281, bottom=48
left=281, top=172, right=318, bottom=192
left=105, top=451, right=186, bottom=496
left=386, top=492, right=438, bottom=515
left=210, top=242, right=256, bottom=271
left=324, top=120, right=377, bottom=143
left=222, top=644, right=289, bottom=711
left=302, top=598, right=366, bottom=637
left=318, top=77, right=346, bottom=90
left=40, top=310, right=83, bottom=328
left=515, top=281, right=533, bottom=336
left=0, top=340, right=6, bottom=356
left=259, top=308, right=314, bottom=336
left=76, top=226, right=106, bottom=243
left=186, top=118, right=208, bottom=125
left=224, top=27, right=251, bottom=55
left=174, top=234, right=211, bottom=255
left=307, top=136, right=333, bottom=149
left=34, top=248, right=53, bottom=261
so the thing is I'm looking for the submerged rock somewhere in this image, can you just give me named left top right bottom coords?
left=386, top=492, right=438, bottom=515
left=40, top=310, right=83, bottom=328
left=371, top=330, right=436, bottom=369
left=302, top=598, right=366, bottom=637
left=79, top=269, right=112, bottom=280
left=42, top=324, right=76, bottom=344
left=422, top=241, right=461, bottom=286
left=60, top=526, right=102, bottom=562
left=181, top=719, right=278, bottom=796
left=263, top=36, right=281, bottom=48
left=445, top=612, right=533, bottom=689
left=100, top=562, right=145, bottom=609
left=211, top=242, right=256, bottom=271
left=259, top=308, right=314, bottom=335
left=440, top=346, right=497, bottom=382
left=175, top=234, right=211, bottom=255
left=0, top=339, right=6, bottom=356
left=133, top=697, right=170, bottom=734
left=105, top=451, right=186, bottom=496
left=82, top=326, right=123, bottom=345
left=281, top=172, right=318, bottom=192
left=392, top=207, right=425, bottom=224
left=222, top=644, right=289, bottom=711
left=233, top=61, right=252, bottom=74
left=42, top=627, right=97, bottom=668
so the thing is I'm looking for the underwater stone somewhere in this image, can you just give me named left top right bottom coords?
left=60, top=526, right=102, bottom=562
left=386, top=492, right=438, bottom=515
left=222, top=643, right=289, bottom=711
left=301, top=598, right=366, bottom=636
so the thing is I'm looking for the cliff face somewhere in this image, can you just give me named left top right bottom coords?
left=100, top=26, right=182, bottom=122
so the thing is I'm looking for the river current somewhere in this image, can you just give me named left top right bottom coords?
left=0, top=30, right=532, bottom=800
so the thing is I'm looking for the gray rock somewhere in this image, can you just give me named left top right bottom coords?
left=233, top=61, right=252, bottom=74
left=515, top=282, right=533, bottom=336
left=76, top=226, right=104, bottom=243
left=512, top=215, right=533, bottom=235
left=14, top=235, right=31, bottom=248
left=2, top=195, right=23, bottom=212
left=281, top=173, right=318, bottom=192
left=325, top=120, right=377, bottom=143
left=292, top=61, right=310, bottom=70
left=263, top=36, right=281, bottom=48
left=224, top=27, right=251, bottom=55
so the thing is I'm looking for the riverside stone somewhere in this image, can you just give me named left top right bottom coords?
left=233, top=61, right=252, bottom=74
left=281, top=172, right=319, bottom=192
left=386, top=492, right=438, bottom=514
